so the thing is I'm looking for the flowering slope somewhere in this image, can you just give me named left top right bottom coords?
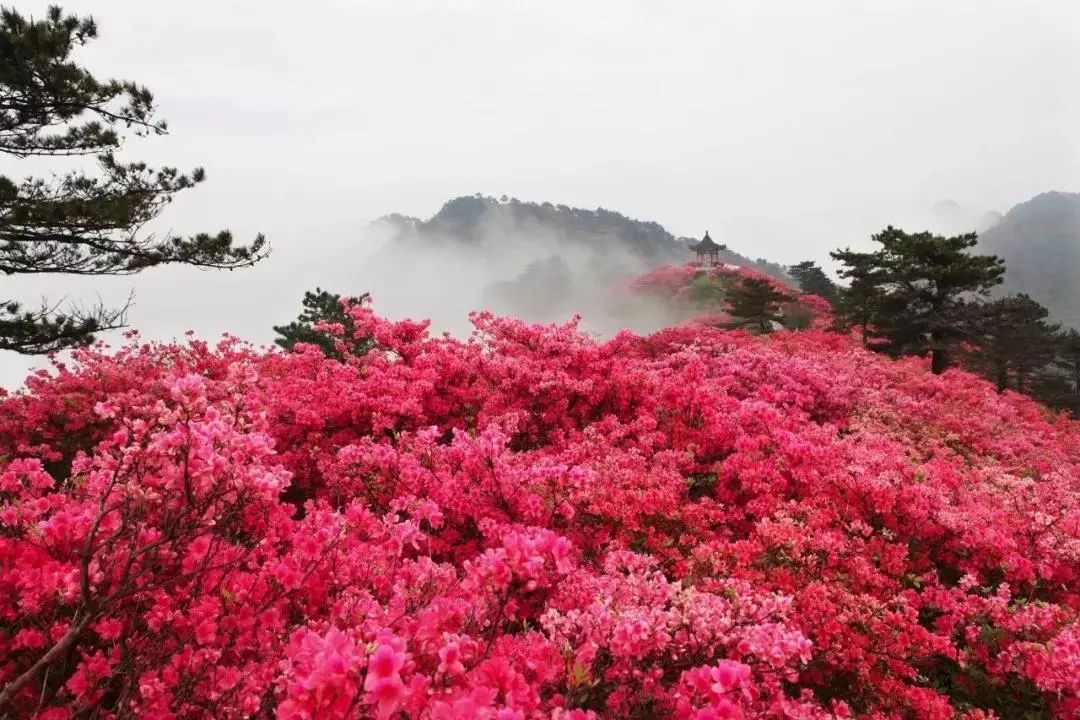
left=0, top=300, right=1078, bottom=719
left=630, top=263, right=832, bottom=330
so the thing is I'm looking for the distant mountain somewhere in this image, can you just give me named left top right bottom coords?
left=930, top=199, right=966, bottom=232
left=926, top=199, right=1003, bottom=236
left=977, top=211, right=1003, bottom=233
left=377, top=194, right=791, bottom=281
left=977, top=191, right=1080, bottom=328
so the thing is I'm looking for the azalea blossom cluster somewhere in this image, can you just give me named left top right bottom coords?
left=1, top=274, right=1078, bottom=718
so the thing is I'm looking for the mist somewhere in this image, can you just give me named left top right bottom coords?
left=359, top=205, right=682, bottom=339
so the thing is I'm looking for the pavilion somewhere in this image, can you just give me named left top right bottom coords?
left=690, top=231, right=725, bottom=265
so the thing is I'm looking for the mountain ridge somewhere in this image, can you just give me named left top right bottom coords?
left=374, top=194, right=791, bottom=281
left=977, top=190, right=1080, bottom=328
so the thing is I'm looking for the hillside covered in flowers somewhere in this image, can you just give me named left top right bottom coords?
left=1, top=273, right=1079, bottom=719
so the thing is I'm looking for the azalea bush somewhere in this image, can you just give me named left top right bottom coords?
left=1, top=275, right=1078, bottom=718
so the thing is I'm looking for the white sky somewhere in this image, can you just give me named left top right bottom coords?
left=2, top=0, right=1079, bottom=385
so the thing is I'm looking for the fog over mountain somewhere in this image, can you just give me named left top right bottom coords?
left=924, top=200, right=1004, bottom=237
left=977, top=192, right=1080, bottom=328
left=356, top=195, right=791, bottom=335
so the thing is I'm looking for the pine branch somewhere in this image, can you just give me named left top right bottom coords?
left=0, top=293, right=129, bottom=353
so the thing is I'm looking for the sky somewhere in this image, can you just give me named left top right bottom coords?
left=2, top=0, right=1079, bottom=385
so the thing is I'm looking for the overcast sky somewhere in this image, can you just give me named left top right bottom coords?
left=2, top=0, right=1079, bottom=385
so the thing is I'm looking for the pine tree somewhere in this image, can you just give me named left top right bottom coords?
left=0, top=6, right=266, bottom=353
left=787, top=261, right=838, bottom=304
left=273, top=288, right=372, bottom=361
left=1055, top=329, right=1080, bottom=400
left=961, top=294, right=1060, bottom=393
left=832, top=227, right=1005, bottom=373
left=829, top=251, right=883, bottom=345
left=724, top=276, right=791, bottom=334
left=1036, top=329, right=1080, bottom=414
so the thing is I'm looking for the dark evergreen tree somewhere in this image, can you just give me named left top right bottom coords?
left=1055, top=330, right=1080, bottom=397
left=830, top=250, right=884, bottom=345
left=1035, top=329, right=1080, bottom=415
left=724, top=276, right=791, bottom=334
left=961, top=295, right=1060, bottom=393
left=787, top=260, right=838, bottom=303
left=831, top=227, right=1005, bottom=373
left=0, top=6, right=266, bottom=353
left=273, top=289, right=372, bottom=361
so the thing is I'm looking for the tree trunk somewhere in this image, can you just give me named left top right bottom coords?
left=930, top=347, right=950, bottom=375
left=0, top=614, right=92, bottom=710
